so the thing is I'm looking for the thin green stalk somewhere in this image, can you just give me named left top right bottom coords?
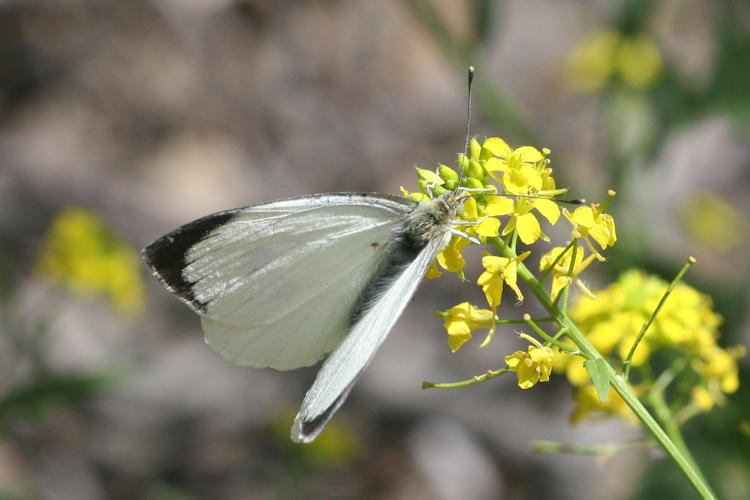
left=561, top=241, right=578, bottom=312
left=531, top=437, right=654, bottom=456
left=487, top=237, right=716, bottom=500
left=496, top=316, right=556, bottom=325
left=523, top=314, right=576, bottom=353
left=436, top=312, right=556, bottom=325
left=539, top=239, right=576, bottom=284
left=423, top=368, right=509, bottom=389
left=623, top=257, right=696, bottom=380
left=646, top=385, right=710, bottom=489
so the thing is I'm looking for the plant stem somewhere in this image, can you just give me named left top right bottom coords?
left=531, top=437, right=654, bottom=456
left=488, top=237, right=717, bottom=500
left=623, top=257, right=696, bottom=380
left=423, top=368, right=509, bottom=389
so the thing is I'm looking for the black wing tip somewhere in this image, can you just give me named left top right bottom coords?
left=142, top=211, right=235, bottom=311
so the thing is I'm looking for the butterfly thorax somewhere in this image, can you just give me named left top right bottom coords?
left=401, top=190, right=459, bottom=251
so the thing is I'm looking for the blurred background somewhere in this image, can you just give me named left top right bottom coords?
left=1, top=1, right=749, bottom=499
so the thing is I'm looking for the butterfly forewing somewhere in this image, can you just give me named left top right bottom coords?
left=143, top=193, right=418, bottom=370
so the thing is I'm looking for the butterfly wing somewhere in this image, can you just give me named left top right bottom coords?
left=142, top=193, right=418, bottom=370
left=291, top=235, right=445, bottom=442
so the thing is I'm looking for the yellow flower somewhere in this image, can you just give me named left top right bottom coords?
left=693, top=345, right=745, bottom=394
left=461, top=196, right=502, bottom=239
left=680, top=191, right=749, bottom=252
left=564, top=30, right=621, bottom=92
left=436, top=236, right=472, bottom=275
left=505, top=334, right=556, bottom=389
left=691, top=386, right=715, bottom=412
left=564, top=29, right=662, bottom=93
left=539, top=246, right=597, bottom=301
left=564, top=205, right=617, bottom=260
left=35, top=207, right=144, bottom=315
left=616, top=34, right=663, bottom=90
left=477, top=252, right=530, bottom=310
left=499, top=197, right=560, bottom=245
left=567, top=270, right=744, bottom=422
left=441, top=302, right=497, bottom=352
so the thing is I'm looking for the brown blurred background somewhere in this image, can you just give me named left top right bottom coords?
left=1, top=1, right=749, bottom=499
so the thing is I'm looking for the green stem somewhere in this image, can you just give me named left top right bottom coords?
left=523, top=315, right=577, bottom=353
left=487, top=237, right=716, bottom=500
left=495, top=316, right=556, bottom=325
left=539, top=239, right=576, bottom=284
left=561, top=241, right=578, bottom=313
left=623, top=257, right=696, bottom=380
left=531, top=437, right=654, bottom=456
left=646, top=385, right=710, bottom=489
left=423, top=368, right=509, bottom=389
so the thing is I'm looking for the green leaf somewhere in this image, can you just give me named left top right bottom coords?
left=584, top=358, right=610, bottom=403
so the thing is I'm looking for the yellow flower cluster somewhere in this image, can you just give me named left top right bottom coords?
left=35, top=207, right=144, bottom=315
left=556, top=270, right=744, bottom=423
left=420, top=137, right=616, bottom=364
left=564, top=29, right=663, bottom=92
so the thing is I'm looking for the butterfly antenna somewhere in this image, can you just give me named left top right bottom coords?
left=457, top=66, right=474, bottom=188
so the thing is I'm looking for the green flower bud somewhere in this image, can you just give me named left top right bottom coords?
left=469, top=137, right=482, bottom=160
left=420, top=179, right=445, bottom=196
left=476, top=200, right=487, bottom=217
left=461, top=177, right=484, bottom=190
left=467, top=159, right=485, bottom=180
left=457, top=153, right=469, bottom=174
left=438, top=164, right=459, bottom=182
left=416, top=167, right=441, bottom=184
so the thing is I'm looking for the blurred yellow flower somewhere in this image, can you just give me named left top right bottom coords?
left=571, top=385, right=639, bottom=425
left=564, top=29, right=662, bottom=92
left=36, top=207, right=144, bottom=315
left=680, top=191, right=748, bottom=252
left=616, top=35, right=663, bottom=90
left=561, top=269, right=744, bottom=423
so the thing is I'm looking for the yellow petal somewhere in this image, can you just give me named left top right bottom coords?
left=448, top=329, right=472, bottom=353
left=476, top=217, right=500, bottom=237
left=504, top=263, right=524, bottom=302
left=437, top=244, right=466, bottom=273
left=569, top=206, right=595, bottom=228
left=589, top=213, right=617, bottom=248
left=533, top=199, right=560, bottom=224
left=550, top=275, right=571, bottom=301
left=482, top=137, right=511, bottom=158
left=479, top=323, right=497, bottom=348
left=503, top=165, right=543, bottom=195
left=425, top=261, right=442, bottom=279
left=513, top=146, right=544, bottom=164
left=485, top=196, right=514, bottom=216
left=516, top=213, right=542, bottom=244
left=462, top=197, right=479, bottom=220
left=505, top=351, right=524, bottom=370
left=483, top=157, right=506, bottom=172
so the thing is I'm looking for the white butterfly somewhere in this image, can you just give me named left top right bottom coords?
left=142, top=189, right=464, bottom=442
